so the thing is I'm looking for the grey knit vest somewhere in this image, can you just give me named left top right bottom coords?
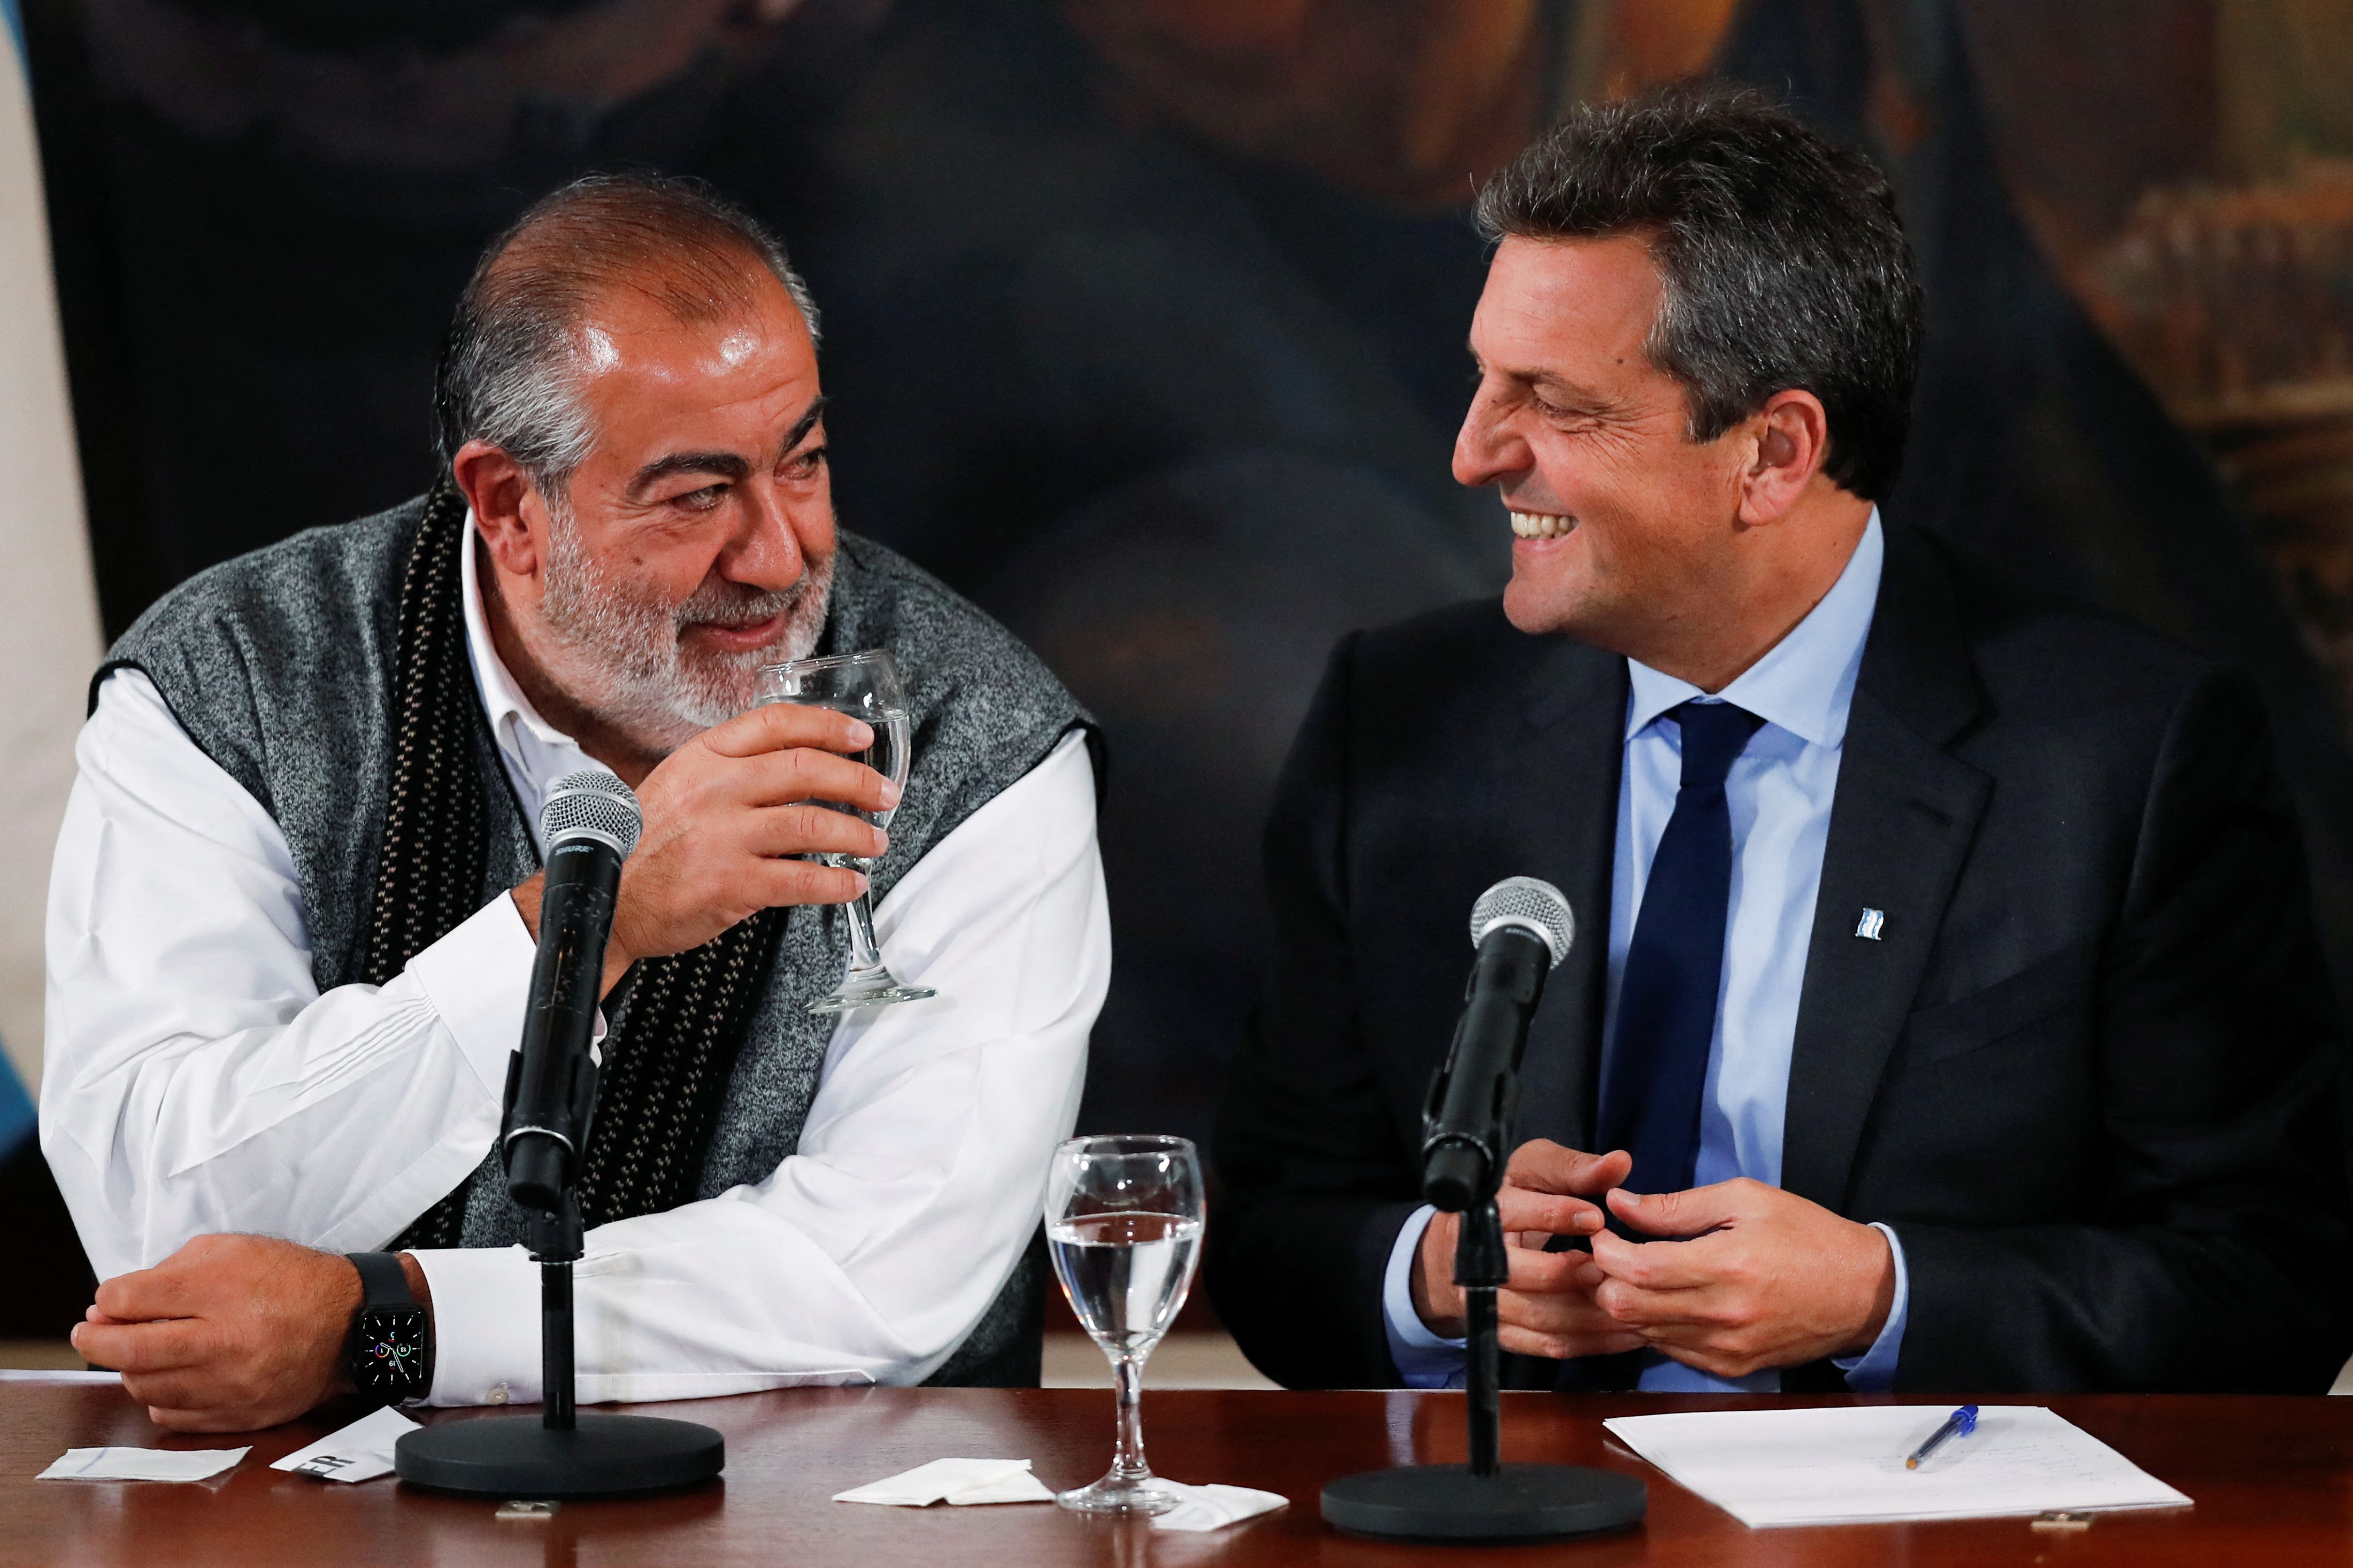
left=101, top=494, right=1091, bottom=1386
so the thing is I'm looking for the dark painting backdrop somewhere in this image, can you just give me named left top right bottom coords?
left=18, top=0, right=2353, bottom=1331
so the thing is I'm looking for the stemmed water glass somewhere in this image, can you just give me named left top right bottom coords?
left=1043, top=1134, right=1205, bottom=1515
left=755, top=650, right=936, bottom=1013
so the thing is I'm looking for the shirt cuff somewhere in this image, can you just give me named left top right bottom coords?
left=410, top=1244, right=542, bottom=1408
left=1831, top=1221, right=1909, bottom=1392
left=1381, top=1204, right=1468, bottom=1389
left=402, top=895, right=541, bottom=1101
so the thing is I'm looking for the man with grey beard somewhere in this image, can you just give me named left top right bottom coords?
left=42, top=175, right=1107, bottom=1432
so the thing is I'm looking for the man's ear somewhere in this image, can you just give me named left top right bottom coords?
left=1734, top=390, right=1833, bottom=527
left=450, top=441, right=546, bottom=581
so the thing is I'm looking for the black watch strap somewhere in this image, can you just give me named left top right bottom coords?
left=348, top=1252, right=416, bottom=1312
left=346, top=1252, right=432, bottom=1403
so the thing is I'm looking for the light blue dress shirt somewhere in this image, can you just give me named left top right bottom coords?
left=1381, top=512, right=1909, bottom=1392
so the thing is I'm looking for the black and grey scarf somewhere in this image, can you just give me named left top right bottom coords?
left=373, top=482, right=786, bottom=1246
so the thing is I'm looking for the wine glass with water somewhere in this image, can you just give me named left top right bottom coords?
left=1044, top=1134, right=1205, bottom=1515
left=754, top=650, right=936, bottom=1013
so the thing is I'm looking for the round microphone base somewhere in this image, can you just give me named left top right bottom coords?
left=395, top=1413, right=723, bottom=1497
left=1321, top=1463, right=1645, bottom=1543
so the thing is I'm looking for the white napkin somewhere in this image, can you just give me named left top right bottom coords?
left=946, top=1469, right=1056, bottom=1505
left=1150, top=1480, right=1289, bottom=1532
left=268, top=1406, right=420, bottom=1483
left=40, top=1446, right=249, bottom=1482
left=835, top=1458, right=1052, bottom=1506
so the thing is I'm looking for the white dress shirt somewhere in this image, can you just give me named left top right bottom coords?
left=43, top=519, right=1108, bottom=1404
left=1382, top=512, right=1910, bottom=1392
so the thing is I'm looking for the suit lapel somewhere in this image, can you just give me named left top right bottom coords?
left=1477, top=637, right=1623, bottom=1395
left=1505, top=644, right=1627, bottom=1156
left=1781, top=528, right=1990, bottom=1210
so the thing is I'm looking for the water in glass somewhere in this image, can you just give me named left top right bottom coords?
left=1047, top=1212, right=1203, bottom=1356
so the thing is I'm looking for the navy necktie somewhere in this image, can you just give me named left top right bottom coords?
left=1598, top=699, right=1766, bottom=1201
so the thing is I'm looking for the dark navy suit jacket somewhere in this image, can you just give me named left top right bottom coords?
left=1207, top=524, right=2352, bottom=1393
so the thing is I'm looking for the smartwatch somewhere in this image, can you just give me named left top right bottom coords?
left=345, top=1252, right=433, bottom=1405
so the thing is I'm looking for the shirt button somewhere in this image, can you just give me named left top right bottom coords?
left=486, top=1384, right=510, bottom=1405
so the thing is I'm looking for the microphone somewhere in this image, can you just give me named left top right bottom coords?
left=1420, top=877, right=1574, bottom=1212
left=502, top=769, right=642, bottom=1214
left=396, top=766, right=726, bottom=1501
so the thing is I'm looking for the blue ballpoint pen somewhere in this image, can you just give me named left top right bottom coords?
left=1905, top=1404, right=1980, bottom=1470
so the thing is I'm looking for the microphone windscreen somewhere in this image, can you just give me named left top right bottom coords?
left=541, top=768, right=643, bottom=857
left=1470, top=876, right=1573, bottom=967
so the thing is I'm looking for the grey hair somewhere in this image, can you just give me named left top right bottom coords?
left=1474, top=85, right=1922, bottom=501
left=433, top=172, right=821, bottom=497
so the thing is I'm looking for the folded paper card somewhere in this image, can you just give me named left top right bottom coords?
left=268, top=1406, right=420, bottom=1484
left=1602, top=1405, right=2190, bottom=1528
left=40, top=1446, right=249, bottom=1482
left=834, top=1458, right=1051, bottom=1505
left=1150, top=1480, right=1289, bottom=1532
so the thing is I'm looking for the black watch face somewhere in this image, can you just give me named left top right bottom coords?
left=355, top=1306, right=430, bottom=1393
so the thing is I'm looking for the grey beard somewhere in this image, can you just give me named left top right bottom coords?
left=536, top=513, right=834, bottom=752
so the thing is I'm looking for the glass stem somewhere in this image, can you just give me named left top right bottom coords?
left=842, top=888, right=884, bottom=976
left=1111, top=1353, right=1150, bottom=1479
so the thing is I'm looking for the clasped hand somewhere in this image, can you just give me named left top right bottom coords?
left=1410, top=1140, right=1894, bottom=1378
left=71, top=1235, right=383, bottom=1432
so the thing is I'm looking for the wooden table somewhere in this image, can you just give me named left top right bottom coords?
left=3, top=1381, right=2348, bottom=1565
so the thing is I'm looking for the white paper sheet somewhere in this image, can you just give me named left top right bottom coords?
left=834, top=1458, right=1047, bottom=1505
left=1150, top=1481, right=1289, bottom=1532
left=268, top=1407, right=420, bottom=1483
left=1602, top=1405, right=2190, bottom=1528
left=39, top=1446, right=249, bottom=1482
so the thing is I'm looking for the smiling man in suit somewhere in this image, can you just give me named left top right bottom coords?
left=1206, top=88, right=2352, bottom=1395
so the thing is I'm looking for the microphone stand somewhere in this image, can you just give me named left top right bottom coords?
left=394, top=1030, right=726, bottom=1496
left=1458, top=1188, right=1505, bottom=1482
left=527, top=1199, right=585, bottom=1437
left=1319, top=1031, right=1647, bottom=1542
